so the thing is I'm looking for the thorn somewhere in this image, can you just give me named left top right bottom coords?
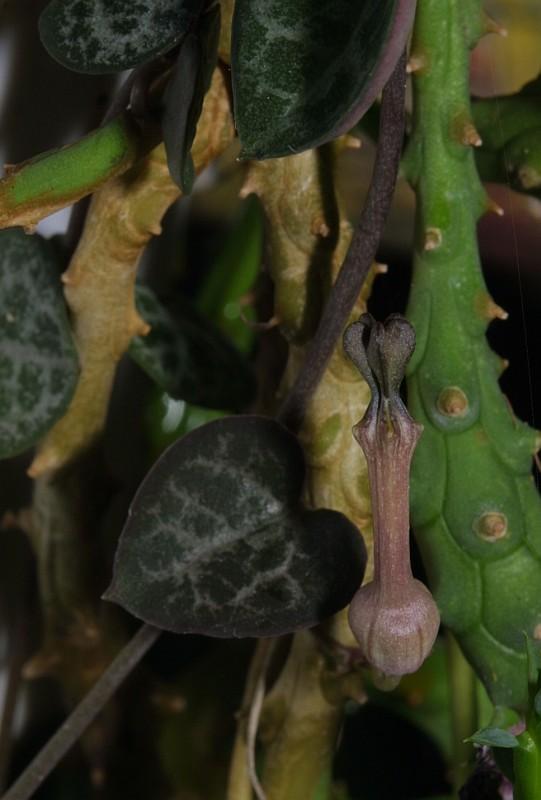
left=23, top=648, right=62, bottom=680
left=240, top=312, right=279, bottom=331
left=406, top=53, right=426, bottom=74
left=61, top=270, right=76, bottom=286
left=374, top=262, right=388, bottom=275
left=486, top=195, right=504, bottom=216
left=137, top=321, right=151, bottom=337
left=27, top=449, right=59, bottom=479
left=239, top=174, right=259, bottom=199
left=499, top=357, right=510, bottom=375
left=148, top=222, right=162, bottom=236
left=311, top=217, right=330, bottom=237
left=129, top=312, right=151, bottom=338
left=334, top=134, right=362, bottom=154
left=487, top=298, right=509, bottom=321
left=461, top=122, right=482, bottom=148
left=482, top=11, right=508, bottom=37
left=342, top=134, right=362, bottom=150
left=423, top=227, right=442, bottom=251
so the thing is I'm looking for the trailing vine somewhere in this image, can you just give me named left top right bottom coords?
left=0, top=2, right=540, bottom=799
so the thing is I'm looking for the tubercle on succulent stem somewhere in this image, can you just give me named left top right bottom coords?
left=344, top=314, right=440, bottom=678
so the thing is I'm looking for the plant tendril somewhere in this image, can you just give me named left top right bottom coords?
left=0, top=624, right=160, bottom=800
left=278, top=51, right=407, bottom=433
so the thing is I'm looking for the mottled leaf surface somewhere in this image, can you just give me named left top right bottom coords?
left=163, top=4, right=220, bottom=192
left=129, top=285, right=255, bottom=410
left=129, top=286, right=188, bottom=398
left=0, top=230, right=79, bottom=457
left=39, top=0, right=205, bottom=74
left=105, top=416, right=366, bottom=637
left=231, top=0, right=416, bottom=158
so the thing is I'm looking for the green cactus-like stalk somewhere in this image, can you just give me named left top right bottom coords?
left=405, top=0, right=541, bottom=709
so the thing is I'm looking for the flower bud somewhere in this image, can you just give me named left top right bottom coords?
left=343, top=313, right=440, bottom=678
left=348, top=577, right=440, bottom=676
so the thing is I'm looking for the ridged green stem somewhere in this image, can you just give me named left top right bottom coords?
left=0, top=114, right=148, bottom=232
left=405, top=0, right=541, bottom=711
left=446, top=633, right=477, bottom=793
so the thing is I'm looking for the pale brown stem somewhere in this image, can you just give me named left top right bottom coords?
left=29, top=68, right=234, bottom=478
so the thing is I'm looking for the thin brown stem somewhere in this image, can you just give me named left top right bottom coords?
left=278, top=51, right=407, bottom=433
left=0, top=614, right=26, bottom=793
left=0, top=624, right=160, bottom=800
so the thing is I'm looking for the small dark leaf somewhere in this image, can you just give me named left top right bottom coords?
left=163, top=3, right=221, bottom=192
left=128, top=286, right=189, bottom=397
left=129, top=285, right=255, bottom=410
left=105, top=416, right=366, bottom=637
left=39, top=0, right=205, bottom=74
left=0, top=230, right=79, bottom=457
left=231, top=0, right=415, bottom=159
left=467, top=728, right=519, bottom=750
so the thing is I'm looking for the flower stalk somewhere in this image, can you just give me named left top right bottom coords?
left=344, top=314, right=440, bottom=677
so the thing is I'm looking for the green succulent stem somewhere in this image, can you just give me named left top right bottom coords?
left=446, top=632, right=477, bottom=793
left=473, top=76, right=541, bottom=194
left=405, top=0, right=541, bottom=711
left=0, top=114, right=148, bottom=232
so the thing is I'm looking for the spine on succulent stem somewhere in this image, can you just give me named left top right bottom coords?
left=404, top=0, right=541, bottom=709
left=344, top=314, right=440, bottom=679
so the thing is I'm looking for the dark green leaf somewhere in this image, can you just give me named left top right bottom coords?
left=128, top=285, right=255, bottom=411
left=105, top=416, right=366, bottom=637
left=129, top=286, right=189, bottom=398
left=0, top=230, right=79, bottom=457
left=163, top=3, right=220, bottom=192
left=467, top=728, right=519, bottom=750
left=231, top=0, right=415, bottom=159
left=39, top=0, right=205, bottom=74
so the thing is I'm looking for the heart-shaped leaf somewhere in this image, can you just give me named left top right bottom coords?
left=128, top=285, right=255, bottom=411
left=231, top=0, right=415, bottom=159
left=39, top=0, right=205, bottom=74
left=0, top=230, right=79, bottom=458
left=163, top=3, right=220, bottom=192
left=105, top=415, right=366, bottom=637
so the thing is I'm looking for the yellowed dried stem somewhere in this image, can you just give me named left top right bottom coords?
left=244, top=147, right=375, bottom=583
left=232, top=147, right=375, bottom=799
left=258, top=631, right=356, bottom=799
left=29, top=69, right=234, bottom=478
